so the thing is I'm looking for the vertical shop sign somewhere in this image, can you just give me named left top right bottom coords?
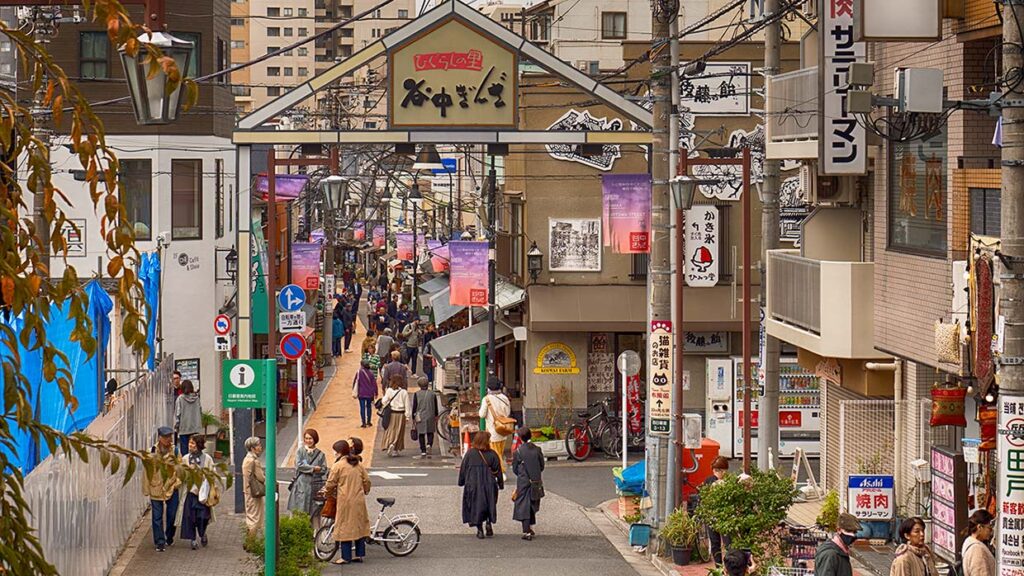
left=819, top=0, right=867, bottom=175
left=648, top=320, right=673, bottom=435
left=427, top=239, right=450, bottom=273
left=251, top=213, right=269, bottom=334
left=931, top=446, right=968, bottom=563
left=291, top=242, right=322, bottom=290
left=448, top=241, right=489, bottom=307
left=684, top=206, right=719, bottom=287
left=602, top=174, right=651, bottom=254
left=352, top=221, right=366, bottom=241
left=999, top=395, right=1024, bottom=572
left=627, top=374, right=644, bottom=435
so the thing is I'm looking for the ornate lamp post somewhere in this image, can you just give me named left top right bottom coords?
left=119, top=31, right=195, bottom=125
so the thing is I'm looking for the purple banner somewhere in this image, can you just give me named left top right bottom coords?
left=449, top=241, right=488, bottom=307
left=291, top=242, right=321, bottom=290
left=427, top=239, right=450, bottom=273
left=255, top=173, right=309, bottom=201
left=373, top=226, right=386, bottom=249
left=310, top=228, right=325, bottom=244
left=602, top=174, right=651, bottom=254
left=352, top=220, right=366, bottom=241
left=396, top=233, right=415, bottom=261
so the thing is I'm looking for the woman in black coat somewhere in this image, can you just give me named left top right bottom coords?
left=458, top=430, right=504, bottom=539
left=511, top=427, right=545, bottom=540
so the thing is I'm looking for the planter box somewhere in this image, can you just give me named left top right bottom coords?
left=531, top=440, right=568, bottom=459
left=618, top=494, right=641, bottom=520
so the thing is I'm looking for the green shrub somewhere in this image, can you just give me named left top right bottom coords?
left=660, top=507, right=699, bottom=548
left=817, top=490, right=839, bottom=531
left=694, top=469, right=796, bottom=556
left=243, top=512, right=321, bottom=576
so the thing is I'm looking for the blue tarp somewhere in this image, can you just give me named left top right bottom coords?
left=1, top=280, right=112, bottom=474
left=614, top=460, right=647, bottom=495
left=139, top=252, right=161, bottom=370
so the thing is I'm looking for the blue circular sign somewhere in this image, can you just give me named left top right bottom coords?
left=278, top=284, right=306, bottom=312
left=280, top=333, right=306, bottom=360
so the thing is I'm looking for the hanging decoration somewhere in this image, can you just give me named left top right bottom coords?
left=925, top=155, right=943, bottom=221
left=929, top=385, right=967, bottom=427
left=971, top=253, right=995, bottom=392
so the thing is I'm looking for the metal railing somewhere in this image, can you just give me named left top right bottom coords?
left=22, top=357, right=174, bottom=576
left=769, top=251, right=821, bottom=333
left=766, top=67, right=819, bottom=142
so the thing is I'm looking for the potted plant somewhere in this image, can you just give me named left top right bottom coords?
left=201, top=411, right=224, bottom=456
left=661, top=507, right=699, bottom=565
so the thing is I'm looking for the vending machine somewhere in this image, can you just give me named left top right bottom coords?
left=705, top=357, right=821, bottom=458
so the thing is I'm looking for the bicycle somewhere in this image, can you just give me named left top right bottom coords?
left=564, top=400, right=618, bottom=461
left=314, top=497, right=421, bottom=561
left=435, top=396, right=459, bottom=445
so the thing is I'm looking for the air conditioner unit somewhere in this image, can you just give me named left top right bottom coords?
left=802, top=164, right=856, bottom=204
left=575, top=60, right=589, bottom=72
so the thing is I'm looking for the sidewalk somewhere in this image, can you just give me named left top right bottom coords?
left=109, top=511, right=255, bottom=576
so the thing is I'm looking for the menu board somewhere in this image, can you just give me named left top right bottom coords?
left=930, top=447, right=967, bottom=562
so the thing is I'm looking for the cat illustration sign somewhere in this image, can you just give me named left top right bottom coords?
left=648, top=320, right=673, bottom=435
left=222, top=359, right=273, bottom=408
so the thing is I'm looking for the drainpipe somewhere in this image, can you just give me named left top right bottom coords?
left=865, top=360, right=902, bottom=495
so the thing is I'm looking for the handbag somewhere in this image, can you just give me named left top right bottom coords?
left=411, top=427, right=419, bottom=442
left=250, top=471, right=267, bottom=498
left=486, top=397, right=517, bottom=436
left=530, top=479, right=545, bottom=501
left=320, top=494, right=337, bottom=518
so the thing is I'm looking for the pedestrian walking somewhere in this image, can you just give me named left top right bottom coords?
left=701, top=456, right=731, bottom=565
left=379, top=374, right=409, bottom=456
left=401, top=320, right=422, bottom=373
left=342, top=304, right=356, bottom=352
left=241, top=436, right=265, bottom=535
left=174, top=380, right=202, bottom=457
left=361, top=337, right=381, bottom=376
left=395, top=303, right=413, bottom=334
left=324, top=439, right=372, bottom=566
left=387, top=294, right=399, bottom=319
left=961, top=510, right=995, bottom=576
left=288, top=428, right=327, bottom=528
left=171, top=370, right=183, bottom=398
left=143, top=426, right=181, bottom=551
left=478, top=377, right=513, bottom=475
left=511, top=427, right=544, bottom=540
left=180, top=435, right=215, bottom=550
left=375, top=328, right=395, bottom=359
left=891, top=517, right=938, bottom=576
left=459, top=431, right=504, bottom=539
left=379, top=350, right=408, bottom=391
left=411, top=376, right=440, bottom=458
left=815, top=513, right=861, bottom=576
left=331, top=307, right=345, bottom=357
left=724, top=550, right=755, bottom=576
left=421, top=323, right=437, bottom=382
left=350, top=283, right=363, bottom=317
left=353, top=360, right=379, bottom=428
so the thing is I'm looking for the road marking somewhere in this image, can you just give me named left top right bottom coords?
left=369, top=470, right=429, bottom=480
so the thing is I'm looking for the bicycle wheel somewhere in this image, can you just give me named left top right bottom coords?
left=564, top=424, right=593, bottom=461
left=693, top=526, right=712, bottom=563
left=303, top=393, right=317, bottom=415
left=314, top=522, right=338, bottom=561
left=600, top=419, right=622, bottom=459
left=435, top=410, right=454, bottom=444
left=383, top=520, right=421, bottom=556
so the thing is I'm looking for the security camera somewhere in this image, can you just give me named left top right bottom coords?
left=156, top=232, right=171, bottom=248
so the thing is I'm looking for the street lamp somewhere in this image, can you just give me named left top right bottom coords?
left=669, top=175, right=720, bottom=211
left=225, top=248, right=238, bottom=281
left=119, top=31, right=196, bottom=125
left=319, top=174, right=349, bottom=210
left=411, top=145, right=444, bottom=171
left=527, top=241, right=543, bottom=283
left=408, top=182, right=424, bottom=315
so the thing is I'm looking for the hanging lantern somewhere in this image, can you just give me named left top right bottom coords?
left=119, top=32, right=195, bottom=125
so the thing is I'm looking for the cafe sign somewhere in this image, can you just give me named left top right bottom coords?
left=534, top=342, right=581, bottom=374
left=389, top=18, right=518, bottom=129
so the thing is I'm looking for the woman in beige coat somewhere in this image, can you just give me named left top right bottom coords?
left=961, top=510, right=995, bottom=576
left=241, top=436, right=265, bottom=534
left=323, top=439, right=372, bottom=565
left=890, top=517, right=939, bottom=576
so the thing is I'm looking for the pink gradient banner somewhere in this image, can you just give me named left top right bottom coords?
left=427, top=240, right=450, bottom=273
left=396, top=233, right=415, bottom=261
left=449, top=241, right=488, bottom=307
left=291, top=242, right=321, bottom=290
left=373, top=226, right=386, bottom=248
left=352, top=221, right=366, bottom=241
left=602, top=174, right=651, bottom=254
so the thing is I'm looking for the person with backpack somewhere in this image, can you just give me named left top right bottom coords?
left=478, top=377, right=514, bottom=476
left=961, top=510, right=995, bottom=576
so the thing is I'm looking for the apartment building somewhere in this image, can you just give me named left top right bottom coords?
left=0, top=8, right=15, bottom=94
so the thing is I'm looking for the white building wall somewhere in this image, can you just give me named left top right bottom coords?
left=549, top=0, right=651, bottom=70
left=48, top=135, right=237, bottom=414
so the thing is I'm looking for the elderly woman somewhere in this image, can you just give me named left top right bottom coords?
left=891, top=517, right=939, bottom=576
left=324, top=439, right=372, bottom=565
left=288, top=428, right=327, bottom=527
left=181, top=435, right=215, bottom=550
left=458, top=431, right=503, bottom=539
left=242, top=436, right=265, bottom=535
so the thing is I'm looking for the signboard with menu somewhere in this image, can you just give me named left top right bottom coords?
left=998, top=395, right=1024, bottom=574
left=930, top=447, right=968, bottom=563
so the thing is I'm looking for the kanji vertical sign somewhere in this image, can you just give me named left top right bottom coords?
left=647, top=320, right=673, bottom=436
left=819, top=0, right=866, bottom=175
left=847, top=475, right=894, bottom=520
left=999, top=396, right=1024, bottom=572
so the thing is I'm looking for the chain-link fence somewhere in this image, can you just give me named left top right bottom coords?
left=22, top=357, right=174, bottom=576
left=838, top=400, right=896, bottom=507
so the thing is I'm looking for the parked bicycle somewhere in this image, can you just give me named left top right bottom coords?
left=435, top=395, right=459, bottom=445
left=564, top=400, right=620, bottom=461
left=314, top=497, right=421, bottom=561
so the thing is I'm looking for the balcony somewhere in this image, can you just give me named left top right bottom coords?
left=765, top=67, right=818, bottom=160
left=765, top=250, right=880, bottom=359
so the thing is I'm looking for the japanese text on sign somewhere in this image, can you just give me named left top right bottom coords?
left=1000, top=396, right=1024, bottom=572
left=648, top=320, right=673, bottom=436
left=679, top=62, right=750, bottom=115
left=931, top=446, right=968, bottom=563
left=819, top=0, right=866, bottom=175
left=684, top=206, right=719, bottom=287
left=847, top=475, right=894, bottom=520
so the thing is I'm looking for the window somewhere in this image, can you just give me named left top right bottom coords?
left=298, top=67, right=308, bottom=76
left=231, top=40, right=245, bottom=49
left=298, top=27, right=308, bottom=37
left=298, top=47, right=308, bottom=56
left=374, top=9, right=382, bottom=18
left=298, top=8, right=308, bottom=16
left=175, top=32, right=201, bottom=76
left=267, top=46, right=279, bottom=54
left=588, top=61, right=600, bottom=75
left=119, top=159, right=152, bottom=240
left=171, top=160, right=202, bottom=240
left=601, top=12, right=627, bottom=39
left=267, top=66, right=280, bottom=76
left=267, top=7, right=280, bottom=16
left=0, top=38, right=12, bottom=52
left=230, top=18, right=244, bottom=26
left=80, top=32, right=109, bottom=79
left=511, top=201, right=523, bottom=278
left=398, top=9, right=409, bottom=18
left=970, top=188, right=1001, bottom=237
left=284, top=67, right=293, bottom=76
left=887, top=126, right=948, bottom=255
left=283, top=7, right=293, bottom=16
left=267, top=86, right=281, bottom=96
left=215, top=159, right=225, bottom=239
left=364, top=121, right=377, bottom=129
left=267, top=27, right=280, bottom=36
left=372, top=28, right=380, bottom=38
left=284, top=27, right=293, bottom=37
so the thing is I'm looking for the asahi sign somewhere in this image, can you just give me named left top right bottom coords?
left=819, top=0, right=866, bottom=175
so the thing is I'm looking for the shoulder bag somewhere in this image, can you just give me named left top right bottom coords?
left=486, top=396, right=517, bottom=436
left=378, top=392, right=396, bottom=429
left=249, top=465, right=267, bottom=498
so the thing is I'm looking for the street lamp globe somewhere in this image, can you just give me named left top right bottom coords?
left=670, top=175, right=699, bottom=211
left=527, top=241, right=543, bottom=282
left=119, top=31, right=195, bottom=125
left=412, top=144, right=445, bottom=171
left=225, top=247, right=238, bottom=280
left=319, top=174, right=348, bottom=210
left=408, top=182, right=424, bottom=206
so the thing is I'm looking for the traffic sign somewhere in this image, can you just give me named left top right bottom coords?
left=214, top=314, right=231, bottom=335
left=280, top=333, right=307, bottom=360
left=617, top=350, right=641, bottom=377
left=221, top=359, right=273, bottom=408
left=214, top=334, right=231, bottom=352
left=279, top=311, right=305, bottom=333
left=278, top=284, right=306, bottom=312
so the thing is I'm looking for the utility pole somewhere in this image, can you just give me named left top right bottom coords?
left=486, top=158, right=497, bottom=378
left=647, top=0, right=677, bottom=526
left=28, top=7, right=56, bottom=278
left=666, top=3, right=682, bottom=519
left=758, top=0, right=782, bottom=472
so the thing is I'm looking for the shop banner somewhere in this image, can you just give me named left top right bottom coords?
left=847, top=475, right=894, bottom=520
left=819, top=0, right=866, bottom=175
left=647, top=320, right=672, bottom=436
left=684, top=205, right=719, bottom=287
left=449, top=241, right=488, bottom=307
left=373, top=226, right=386, bottom=249
left=352, top=220, right=366, bottom=241
left=427, top=239, right=450, bottom=273
left=291, top=242, right=321, bottom=290
left=396, top=233, right=415, bottom=261
left=251, top=214, right=269, bottom=334
left=999, top=395, right=1024, bottom=572
left=602, top=174, right=651, bottom=254
left=627, top=374, right=644, bottom=435
left=255, top=173, right=309, bottom=201
left=932, top=446, right=968, bottom=563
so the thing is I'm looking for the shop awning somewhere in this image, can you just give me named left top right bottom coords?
left=419, top=276, right=449, bottom=294
left=429, top=316, right=513, bottom=360
left=527, top=285, right=647, bottom=332
left=430, top=287, right=463, bottom=324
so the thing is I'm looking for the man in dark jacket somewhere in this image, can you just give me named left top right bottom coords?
left=814, top=513, right=862, bottom=576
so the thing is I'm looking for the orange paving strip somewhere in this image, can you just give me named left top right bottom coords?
left=289, top=315, right=376, bottom=469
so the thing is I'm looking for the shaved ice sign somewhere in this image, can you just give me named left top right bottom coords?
left=684, top=206, right=719, bottom=287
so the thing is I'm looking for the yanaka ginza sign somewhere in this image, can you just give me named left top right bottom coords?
left=389, top=18, right=518, bottom=129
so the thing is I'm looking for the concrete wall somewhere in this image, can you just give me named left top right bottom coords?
left=522, top=331, right=589, bottom=426
left=802, top=207, right=864, bottom=262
